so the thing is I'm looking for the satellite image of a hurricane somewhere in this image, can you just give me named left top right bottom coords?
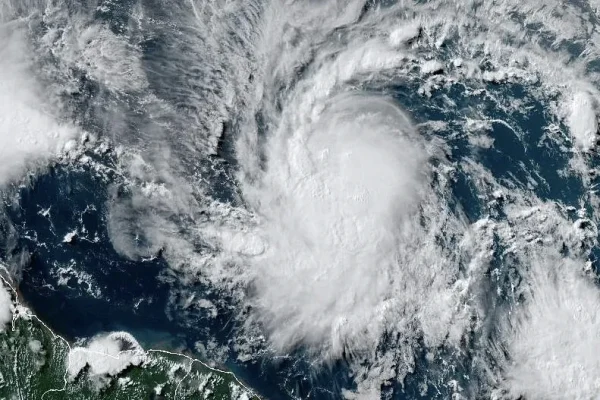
left=1, top=0, right=600, bottom=398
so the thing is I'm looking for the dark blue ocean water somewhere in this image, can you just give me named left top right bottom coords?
left=2, top=0, right=597, bottom=397
left=4, top=161, right=352, bottom=399
left=3, top=78, right=589, bottom=400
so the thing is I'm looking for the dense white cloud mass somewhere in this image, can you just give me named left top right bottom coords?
left=68, top=332, right=146, bottom=384
left=213, top=4, right=600, bottom=394
left=6, top=0, right=600, bottom=397
left=0, top=279, right=12, bottom=332
left=115, top=0, right=600, bottom=396
left=0, top=22, right=79, bottom=186
left=494, top=257, right=600, bottom=400
left=568, top=91, right=598, bottom=152
left=243, top=95, right=434, bottom=357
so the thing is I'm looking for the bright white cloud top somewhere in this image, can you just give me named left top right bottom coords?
left=244, top=95, right=427, bottom=354
left=224, top=89, right=492, bottom=387
left=568, top=91, right=598, bottom=152
left=107, top=0, right=600, bottom=397
left=499, top=258, right=600, bottom=400
left=67, top=332, right=146, bottom=384
left=0, top=279, right=12, bottom=332
left=0, top=23, right=79, bottom=186
left=3, top=0, right=600, bottom=398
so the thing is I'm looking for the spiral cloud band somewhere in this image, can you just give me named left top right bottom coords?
left=244, top=94, right=429, bottom=356
left=4, top=0, right=600, bottom=398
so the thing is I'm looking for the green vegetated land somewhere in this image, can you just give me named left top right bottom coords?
left=0, top=284, right=258, bottom=400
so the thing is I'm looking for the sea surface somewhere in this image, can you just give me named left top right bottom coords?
left=2, top=0, right=600, bottom=398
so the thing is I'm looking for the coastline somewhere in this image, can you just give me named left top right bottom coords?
left=0, top=264, right=259, bottom=400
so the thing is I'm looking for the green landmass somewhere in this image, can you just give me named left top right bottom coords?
left=0, top=277, right=259, bottom=400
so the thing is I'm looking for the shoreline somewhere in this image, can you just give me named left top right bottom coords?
left=0, top=264, right=259, bottom=399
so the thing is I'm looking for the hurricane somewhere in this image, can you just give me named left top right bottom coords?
left=1, top=0, right=600, bottom=398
